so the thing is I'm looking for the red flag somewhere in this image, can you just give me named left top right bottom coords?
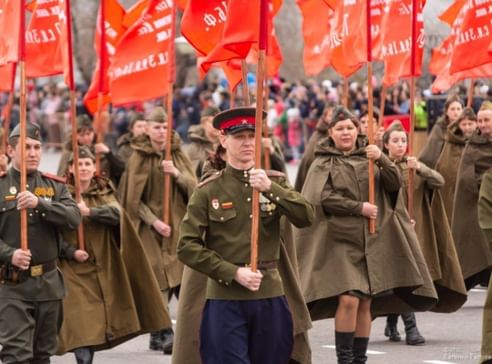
left=297, top=0, right=331, bottom=75
left=449, top=0, right=492, bottom=73
left=438, top=0, right=466, bottom=26
left=0, top=0, right=22, bottom=65
left=325, top=0, right=366, bottom=77
left=429, top=37, right=453, bottom=76
left=380, top=0, right=425, bottom=86
left=122, top=0, right=148, bottom=28
left=25, top=0, right=64, bottom=78
left=432, top=63, right=492, bottom=93
left=109, top=0, right=174, bottom=105
left=0, top=63, right=15, bottom=92
left=84, top=0, right=126, bottom=114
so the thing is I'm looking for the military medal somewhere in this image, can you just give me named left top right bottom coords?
left=9, top=186, right=17, bottom=195
left=221, top=202, right=233, bottom=209
left=211, top=198, right=220, bottom=210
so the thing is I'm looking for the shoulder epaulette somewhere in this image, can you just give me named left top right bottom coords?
left=41, top=172, right=66, bottom=184
left=198, top=170, right=224, bottom=188
left=266, top=170, right=286, bottom=178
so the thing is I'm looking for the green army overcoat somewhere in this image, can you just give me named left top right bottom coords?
left=118, top=133, right=196, bottom=290
left=451, top=131, right=492, bottom=288
left=479, top=169, right=492, bottom=363
left=57, top=178, right=171, bottom=354
left=419, top=117, right=447, bottom=169
left=396, top=159, right=466, bottom=312
left=433, top=122, right=467, bottom=224
left=295, top=137, right=437, bottom=320
left=173, top=217, right=313, bottom=364
left=116, top=132, right=134, bottom=162
left=294, top=120, right=329, bottom=192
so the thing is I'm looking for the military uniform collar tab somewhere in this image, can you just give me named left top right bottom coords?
left=225, top=164, right=253, bottom=182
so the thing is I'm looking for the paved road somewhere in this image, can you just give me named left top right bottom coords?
left=22, top=150, right=491, bottom=363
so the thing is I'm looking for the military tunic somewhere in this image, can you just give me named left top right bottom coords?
left=178, top=164, right=314, bottom=363
left=0, top=168, right=81, bottom=364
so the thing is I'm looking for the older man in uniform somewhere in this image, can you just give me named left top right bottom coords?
left=0, top=123, right=81, bottom=364
left=178, top=107, right=314, bottom=364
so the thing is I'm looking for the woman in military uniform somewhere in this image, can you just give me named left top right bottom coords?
left=295, top=107, right=437, bottom=364
left=178, top=107, right=314, bottom=364
left=57, top=146, right=170, bottom=363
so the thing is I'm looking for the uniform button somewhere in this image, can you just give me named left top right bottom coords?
left=244, top=183, right=249, bottom=187
left=29, top=213, right=33, bottom=217
left=26, top=184, right=29, bottom=188
left=275, top=197, right=280, bottom=201
left=225, top=282, right=229, bottom=286
left=220, top=216, right=224, bottom=221
left=270, top=193, right=273, bottom=197
left=247, top=197, right=251, bottom=202
left=218, top=279, right=223, bottom=283
left=35, top=209, right=39, bottom=213
left=1, top=208, right=5, bottom=211
left=41, top=213, right=46, bottom=217
left=249, top=214, right=253, bottom=219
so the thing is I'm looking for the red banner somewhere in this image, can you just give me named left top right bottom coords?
left=0, top=0, right=22, bottom=65
left=109, top=0, right=174, bottom=105
left=84, top=0, right=127, bottom=114
left=25, top=0, right=64, bottom=78
left=0, top=63, right=16, bottom=92
left=449, top=0, right=492, bottom=73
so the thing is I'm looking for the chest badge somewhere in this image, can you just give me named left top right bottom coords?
left=9, top=186, right=17, bottom=195
left=211, top=198, right=220, bottom=210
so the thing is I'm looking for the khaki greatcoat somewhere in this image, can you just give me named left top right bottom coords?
left=451, top=131, right=492, bottom=289
left=57, top=178, right=170, bottom=354
left=295, top=137, right=437, bottom=320
left=419, top=117, right=448, bottom=169
left=118, top=134, right=196, bottom=290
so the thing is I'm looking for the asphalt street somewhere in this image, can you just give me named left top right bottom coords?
left=13, top=150, right=490, bottom=363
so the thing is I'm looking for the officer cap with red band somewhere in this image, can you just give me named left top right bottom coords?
left=213, top=107, right=267, bottom=135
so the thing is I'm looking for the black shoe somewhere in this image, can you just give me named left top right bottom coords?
left=162, top=328, right=174, bottom=355
left=73, top=347, right=94, bottom=364
left=402, top=313, right=425, bottom=345
left=353, top=337, right=369, bottom=364
left=335, top=331, right=354, bottom=364
left=149, top=331, right=163, bottom=351
left=384, top=315, right=401, bottom=342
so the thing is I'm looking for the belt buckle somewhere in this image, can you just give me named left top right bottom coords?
left=30, top=264, right=43, bottom=277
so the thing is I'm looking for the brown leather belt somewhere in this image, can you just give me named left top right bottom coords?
left=29, top=261, right=57, bottom=277
left=236, top=260, right=277, bottom=270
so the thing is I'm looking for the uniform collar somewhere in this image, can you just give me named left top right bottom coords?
left=225, top=163, right=252, bottom=183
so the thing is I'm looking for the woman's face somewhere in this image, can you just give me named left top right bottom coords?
left=70, top=157, right=95, bottom=183
left=458, top=118, right=477, bottom=139
left=329, top=119, right=358, bottom=152
left=384, top=130, right=408, bottom=160
left=446, top=101, right=463, bottom=124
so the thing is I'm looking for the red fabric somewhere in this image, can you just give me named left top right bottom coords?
left=109, top=0, right=174, bottom=105
left=25, top=0, right=64, bottom=78
left=219, top=115, right=255, bottom=130
left=449, top=0, right=492, bottom=73
left=325, top=0, right=366, bottom=77
left=438, top=0, right=466, bottom=26
left=84, top=0, right=127, bottom=114
left=0, top=0, right=22, bottom=65
left=380, top=0, right=425, bottom=86
left=0, top=63, right=15, bottom=92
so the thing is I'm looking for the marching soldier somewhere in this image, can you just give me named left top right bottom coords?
left=178, top=107, right=314, bottom=364
left=116, top=111, right=148, bottom=162
left=118, top=106, right=196, bottom=355
left=0, top=123, right=81, bottom=364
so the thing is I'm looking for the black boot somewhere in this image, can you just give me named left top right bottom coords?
left=353, top=337, right=369, bottom=364
left=73, top=347, right=94, bottom=364
left=402, top=312, right=425, bottom=345
left=335, top=331, right=354, bottom=364
left=162, top=328, right=174, bottom=355
left=149, top=331, right=163, bottom=351
left=384, top=314, right=401, bottom=342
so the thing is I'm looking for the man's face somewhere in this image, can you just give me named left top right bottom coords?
left=147, top=121, right=167, bottom=145
left=77, top=128, right=95, bottom=146
left=131, top=120, right=148, bottom=137
left=220, top=130, right=255, bottom=166
left=477, top=109, right=492, bottom=139
left=8, top=137, right=42, bottom=173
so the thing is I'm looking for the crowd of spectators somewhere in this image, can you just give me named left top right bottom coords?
left=1, top=76, right=491, bottom=163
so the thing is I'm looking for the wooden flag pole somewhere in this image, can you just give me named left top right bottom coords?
left=262, top=20, right=271, bottom=171
left=250, top=0, right=268, bottom=272
left=18, top=0, right=28, bottom=251
left=65, top=0, right=85, bottom=250
left=241, top=60, right=251, bottom=106
left=407, top=0, right=418, bottom=219
left=467, top=78, right=475, bottom=107
left=163, top=3, right=177, bottom=225
left=379, top=84, right=386, bottom=127
left=342, top=77, right=349, bottom=107
left=366, top=0, right=376, bottom=234
left=95, top=0, right=107, bottom=176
